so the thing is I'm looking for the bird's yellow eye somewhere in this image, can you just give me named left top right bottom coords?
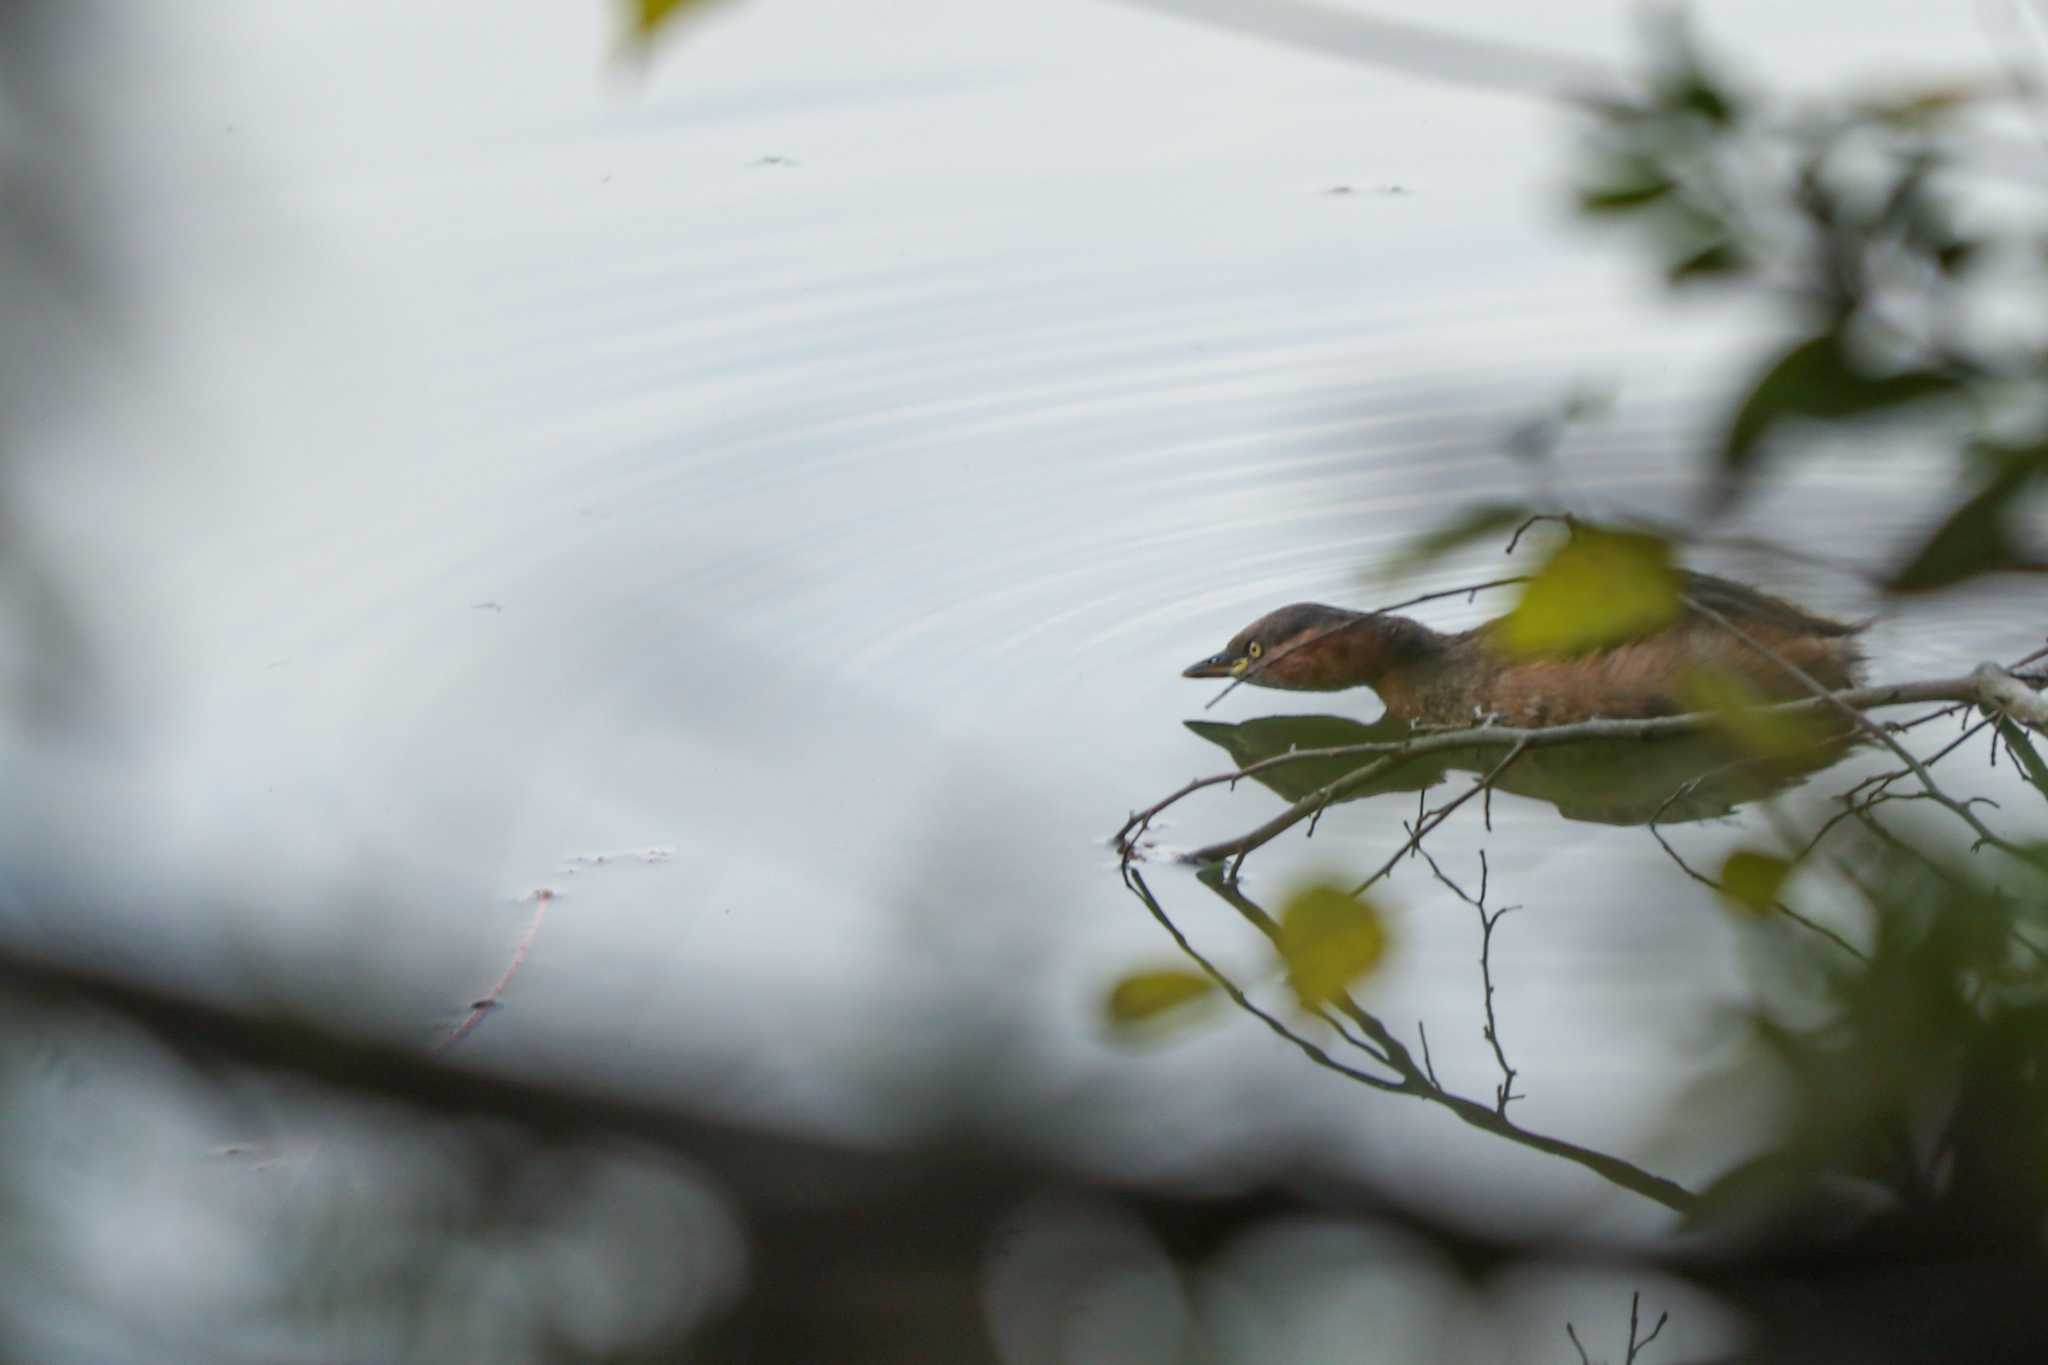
left=1247, top=642, right=1263, bottom=659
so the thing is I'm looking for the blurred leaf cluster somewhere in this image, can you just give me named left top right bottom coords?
left=1575, top=15, right=2047, bottom=584
left=1393, top=15, right=2048, bottom=605
left=1696, top=834, right=2048, bottom=1254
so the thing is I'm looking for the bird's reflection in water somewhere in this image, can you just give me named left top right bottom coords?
left=1184, top=713, right=1859, bottom=827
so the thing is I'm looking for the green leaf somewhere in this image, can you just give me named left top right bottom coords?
left=1885, top=468, right=2034, bottom=593
left=1720, top=850, right=1791, bottom=916
left=1722, top=333, right=1961, bottom=488
left=1104, top=969, right=1215, bottom=1027
left=1934, top=238, right=1978, bottom=275
left=1997, top=718, right=2048, bottom=804
left=1498, top=529, right=1681, bottom=657
left=1640, top=9, right=1742, bottom=125
left=1667, top=240, right=1744, bottom=284
left=1671, top=77, right=1737, bottom=125
left=1376, top=503, right=1528, bottom=579
left=1578, top=177, right=1676, bottom=214
left=1278, top=883, right=1389, bottom=1011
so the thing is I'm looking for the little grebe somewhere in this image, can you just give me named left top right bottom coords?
left=1183, top=572, right=1864, bottom=727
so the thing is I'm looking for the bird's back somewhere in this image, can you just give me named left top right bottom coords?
left=1395, top=572, right=1865, bottom=726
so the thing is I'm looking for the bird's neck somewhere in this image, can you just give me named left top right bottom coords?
left=1343, top=615, right=1469, bottom=717
left=1334, top=613, right=1449, bottom=686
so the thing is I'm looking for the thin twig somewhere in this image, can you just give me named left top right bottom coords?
left=1477, top=905, right=1522, bottom=1110
left=1417, top=847, right=1523, bottom=1112
left=1350, top=741, right=1529, bottom=896
left=1645, top=780, right=1869, bottom=962
left=1506, top=512, right=1574, bottom=556
left=1801, top=714, right=1998, bottom=860
left=1625, top=1291, right=1669, bottom=1364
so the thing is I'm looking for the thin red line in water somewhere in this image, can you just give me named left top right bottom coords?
left=436, top=887, right=552, bottom=1052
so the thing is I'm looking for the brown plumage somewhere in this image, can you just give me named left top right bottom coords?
left=1182, top=572, right=1864, bottom=727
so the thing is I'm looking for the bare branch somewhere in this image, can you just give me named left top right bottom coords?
left=1975, top=661, right=2048, bottom=726
left=1126, top=672, right=2035, bottom=869
left=1180, top=756, right=1400, bottom=873
left=1172, top=872, right=1698, bottom=1212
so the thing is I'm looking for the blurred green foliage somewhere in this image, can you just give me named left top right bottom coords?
left=1393, top=15, right=2048, bottom=598
left=1695, top=837, right=2048, bottom=1255
left=1573, top=16, right=2045, bottom=579
left=1496, top=528, right=1681, bottom=656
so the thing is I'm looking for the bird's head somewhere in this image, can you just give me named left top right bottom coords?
left=1182, top=603, right=1378, bottom=691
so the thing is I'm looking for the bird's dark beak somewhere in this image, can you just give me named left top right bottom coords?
left=1182, top=653, right=1241, bottom=680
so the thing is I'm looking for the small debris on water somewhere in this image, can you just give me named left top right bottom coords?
left=561, top=846, right=675, bottom=868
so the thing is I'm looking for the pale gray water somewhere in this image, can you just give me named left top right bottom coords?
left=5, top=1, right=2043, bottom=1359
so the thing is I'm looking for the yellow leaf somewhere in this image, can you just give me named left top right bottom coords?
left=1682, top=667, right=1840, bottom=758
left=1104, top=969, right=1215, bottom=1026
left=1278, top=883, right=1389, bottom=1011
left=622, top=0, right=721, bottom=46
left=1499, top=529, right=1680, bottom=657
left=1719, top=850, right=1791, bottom=916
